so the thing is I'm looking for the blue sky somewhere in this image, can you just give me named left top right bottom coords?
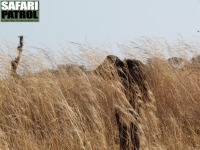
left=0, top=0, right=200, bottom=49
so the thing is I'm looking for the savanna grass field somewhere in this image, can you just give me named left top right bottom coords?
left=0, top=38, right=200, bottom=150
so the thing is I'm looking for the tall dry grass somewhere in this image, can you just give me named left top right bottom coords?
left=145, top=58, right=200, bottom=149
left=0, top=39, right=199, bottom=149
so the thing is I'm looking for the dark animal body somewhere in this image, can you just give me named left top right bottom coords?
left=95, top=55, right=155, bottom=150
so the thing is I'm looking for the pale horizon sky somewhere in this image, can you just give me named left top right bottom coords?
left=0, top=0, right=200, bottom=50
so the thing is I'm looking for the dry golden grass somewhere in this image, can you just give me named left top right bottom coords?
left=145, top=58, right=200, bottom=149
left=0, top=39, right=199, bottom=149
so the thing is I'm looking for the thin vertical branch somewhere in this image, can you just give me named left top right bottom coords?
left=11, top=36, right=24, bottom=77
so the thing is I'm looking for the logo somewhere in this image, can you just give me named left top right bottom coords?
left=0, top=0, right=39, bottom=22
